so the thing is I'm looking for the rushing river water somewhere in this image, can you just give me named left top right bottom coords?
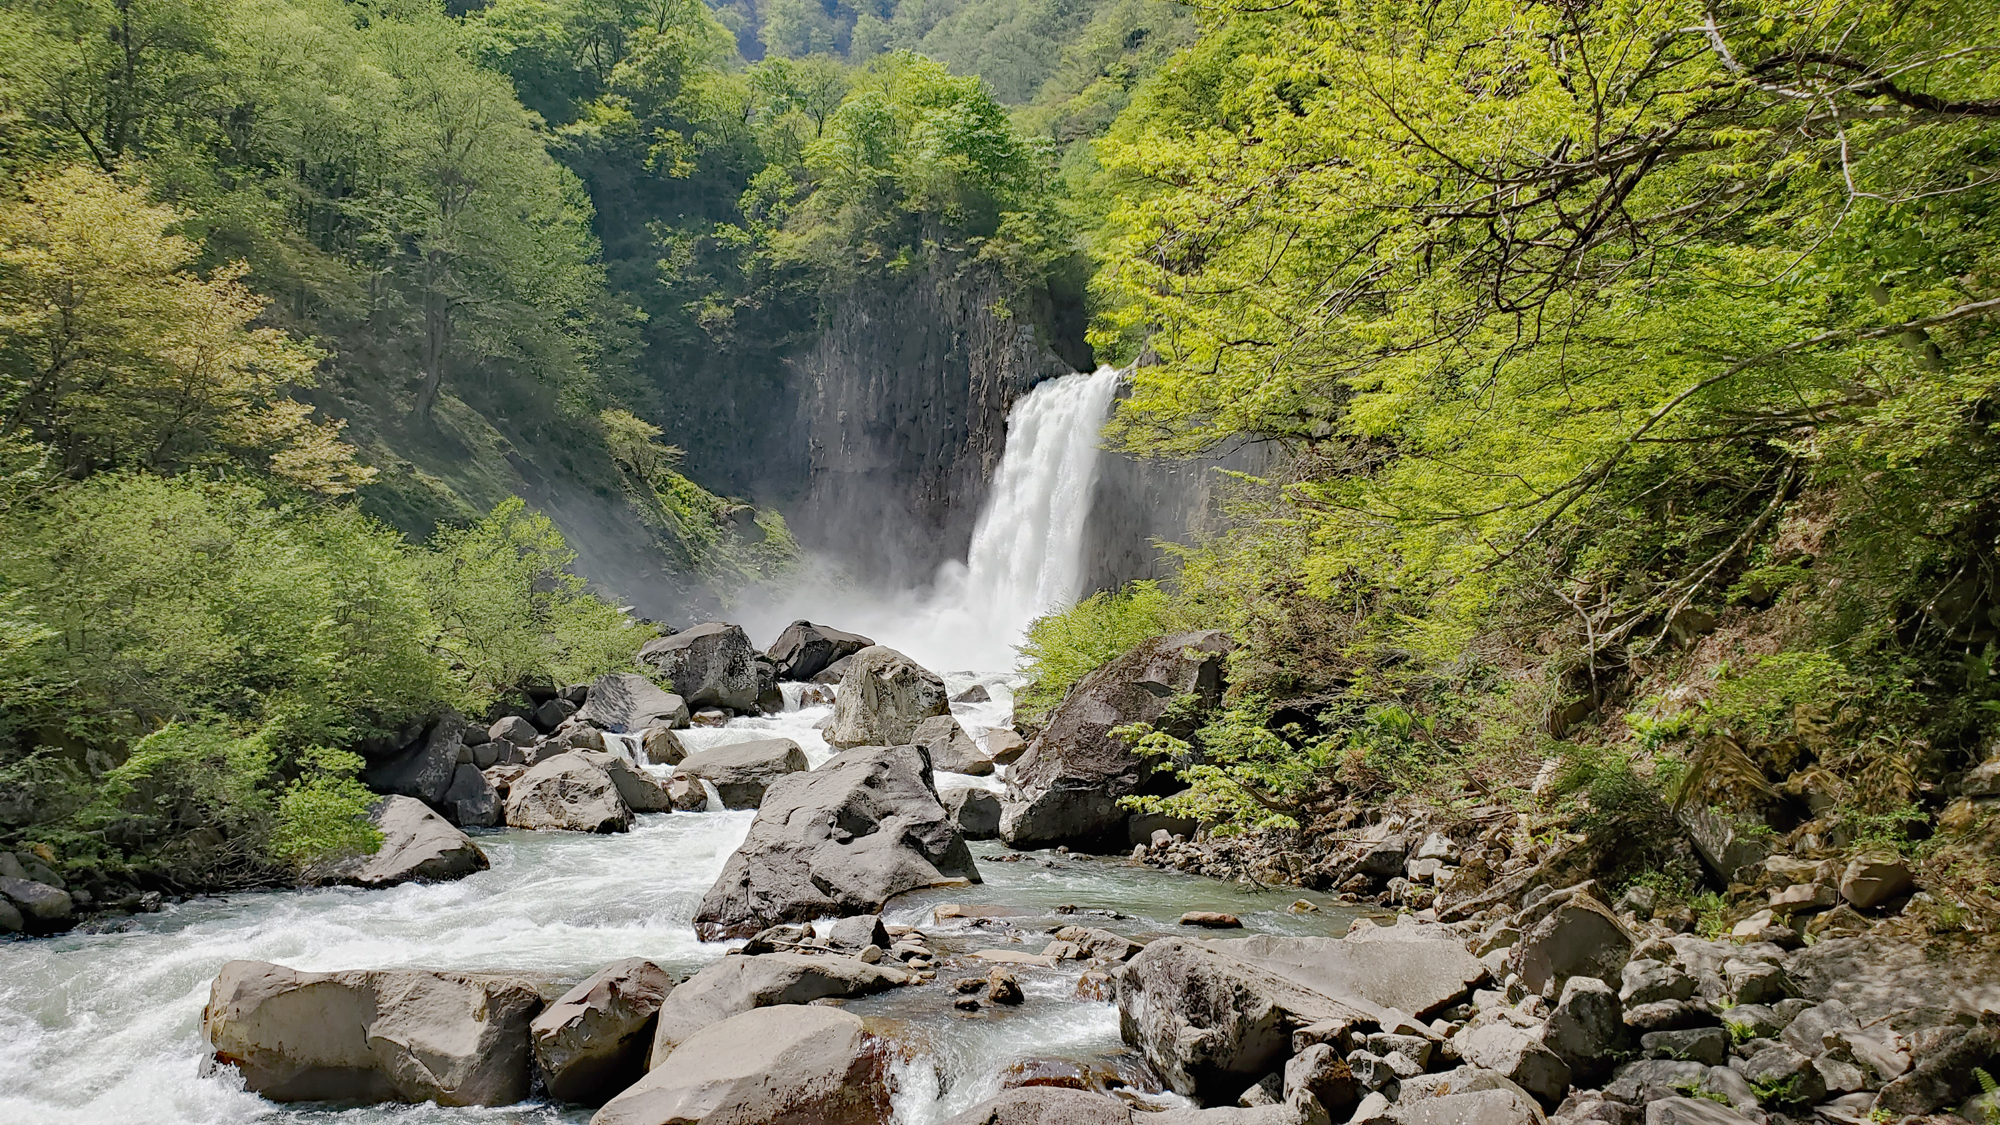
left=0, top=367, right=1358, bottom=1124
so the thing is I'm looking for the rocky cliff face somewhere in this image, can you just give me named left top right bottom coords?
left=789, top=256, right=1088, bottom=585
left=1080, top=435, right=1283, bottom=594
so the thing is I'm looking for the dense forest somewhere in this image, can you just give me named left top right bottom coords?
left=2, top=0, right=1999, bottom=940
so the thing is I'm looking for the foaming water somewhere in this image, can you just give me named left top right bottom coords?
left=738, top=367, right=1124, bottom=674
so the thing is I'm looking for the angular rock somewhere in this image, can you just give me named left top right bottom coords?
left=1509, top=897, right=1633, bottom=998
left=1619, top=961, right=1694, bottom=1006
left=1395, top=1088, right=1544, bottom=1124
left=667, top=775, right=708, bottom=811
left=766, top=620, right=874, bottom=683
left=1875, top=1024, right=1998, bottom=1115
left=1679, top=808, right=1770, bottom=884
left=824, top=913, right=891, bottom=952
left=1642, top=1097, right=1755, bottom=1125
left=1789, top=933, right=2000, bottom=1025
left=945, top=788, right=1002, bottom=839
left=693, top=744, right=979, bottom=939
left=1641, top=1028, right=1727, bottom=1067
left=1052, top=925, right=1144, bottom=962
left=1542, top=976, right=1625, bottom=1079
left=319, top=795, right=489, bottom=888
left=1218, top=927, right=1489, bottom=1020
left=600, top=1005, right=891, bottom=1125
left=577, top=673, right=691, bottom=733
left=1458, top=1022, right=1572, bottom=1106
left=440, top=763, right=502, bottom=827
left=537, top=697, right=578, bottom=731
left=913, top=714, right=992, bottom=775
left=576, top=751, right=673, bottom=813
left=1283, top=1043, right=1358, bottom=1116
left=940, top=1087, right=1133, bottom=1125
left=0, top=897, right=22, bottom=933
left=1113, top=936, right=1381, bottom=1100
left=490, top=715, right=539, bottom=747
left=1000, top=631, right=1231, bottom=849
left=639, top=623, right=760, bottom=713
left=828, top=646, right=950, bottom=749
left=642, top=726, right=686, bottom=766
left=986, top=729, right=1028, bottom=766
left=1740, top=1043, right=1825, bottom=1103
left=203, top=960, right=549, bottom=1105
left=362, top=716, right=464, bottom=807
left=532, top=958, right=675, bottom=1105
left=0, top=875, right=73, bottom=934
left=505, top=754, right=634, bottom=833
left=677, top=739, right=809, bottom=809
left=1722, top=959, right=1791, bottom=1005
left=645, top=952, right=905, bottom=1064
left=1838, top=851, right=1912, bottom=909
left=1604, top=1059, right=1706, bottom=1103
left=953, top=684, right=992, bottom=704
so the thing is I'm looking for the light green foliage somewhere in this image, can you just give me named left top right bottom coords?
left=271, top=748, right=383, bottom=870
left=599, top=409, right=799, bottom=593
left=1122, top=699, right=1341, bottom=831
left=1015, top=580, right=1180, bottom=722
left=420, top=497, right=654, bottom=698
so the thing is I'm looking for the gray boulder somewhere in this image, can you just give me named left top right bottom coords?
left=440, top=763, right=501, bottom=827
left=361, top=716, right=464, bottom=807
left=1679, top=808, right=1770, bottom=884
left=203, top=960, right=550, bottom=1105
left=1508, top=897, right=1633, bottom=998
left=945, top=788, right=1002, bottom=839
left=1000, top=631, right=1232, bottom=849
left=1542, top=976, right=1624, bottom=1079
left=0, top=875, right=73, bottom=934
left=490, top=715, right=539, bottom=747
left=829, top=646, right=950, bottom=748
left=693, top=744, right=980, bottom=939
left=1393, top=1088, right=1544, bottom=1124
left=577, top=673, right=690, bottom=733
left=811, top=654, right=857, bottom=685
left=0, top=897, right=22, bottom=933
left=913, top=715, right=992, bottom=775
left=600, top=1005, right=893, bottom=1125
left=765, top=620, right=874, bottom=682
left=646, top=951, right=907, bottom=1064
left=576, top=751, right=674, bottom=813
left=1114, top=936, right=1379, bottom=1100
left=319, top=795, right=488, bottom=888
left=1214, top=926, right=1488, bottom=1019
left=505, top=754, right=634, bottom=833
left=531, top=958, right=675, bottom=1105
left=643, top=726, right=686, bottom=765
left=677, top=739, right=809, bottom=809
left=1838, top=850, right=1912, bottom=909
left=940, top=1087, right=1132, bottom=1125
left=1643, top=1098, right=1756, bottom=1125
left=1457, top=1023, right=1571, bottom=1106
left=639, top=623, right=760, bottom=713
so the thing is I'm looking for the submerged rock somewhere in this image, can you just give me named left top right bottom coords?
left=677, top=739, right=809, bottom=809
left=505, top=754, right=634, bottom=833
left=693, top=743, right=979, bottom=939
left=766, top=620, right=874, bottom=683
left=828, top=646, right=950, bottom=748
left=597, top=1005, right=893, bottom=1125
left=203, top=960, right=551, bottom=1106
left=1000, top=631, right=1231, bottom=849
left=318, top=795, right=488, bottom=888
left=531, top=958, right=675, bottom=1106
left=576, top=673, right=690, bottom=733
left=639, top=623, right=760, bottom=713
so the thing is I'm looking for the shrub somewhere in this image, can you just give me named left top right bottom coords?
left=1015, top=579, right=1183, bottom=723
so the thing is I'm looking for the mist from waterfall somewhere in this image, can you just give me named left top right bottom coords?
left=740, top=365, right=1124, bottom=673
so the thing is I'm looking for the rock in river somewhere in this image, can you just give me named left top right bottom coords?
left=766, top=620, right=874, bottom=682
left=577, top=672, right=691, bottom=732
left=1000, top=631, right=1231, bottom=849
left=677, top=739, right=809, bottom=809
left=203, top=960, right=552, bottom=1106
left=639, top=623, right=760, bottom=713
left=647, top=951, right=907, bottom=1063
left=693, top=743, right=980, bottom=939
left=317, top=795, right=488, bottom=888
left=532, top=958, right=676, bottom=1105
left=912, top=714, right=992, bottom=775
left=828, top=645, right=950, bottom=749
left=594, top=1005, right=893, bottom=1125
left=506, top=753, right=634, bottom=833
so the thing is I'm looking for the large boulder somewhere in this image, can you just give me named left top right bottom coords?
left=941, top=1088, right=1134, bottom=1125
left=593, top=1005, right=893, bottom=1125
left=1114, top=936, right=1380, bottom=1101
left=532, top=958, right=675, bottom=1105
left=766, top=621, right=874, bottom=683
left=1212, top=925, right=1489, bottom=1019
left=506, top=754, right=634, bottom=833
left=646, top=952, right=907, bottom=1064
left=677, top=740, right=810, bottom=809
left=946, top=788, right=1003, bottom=839
left=913, top=715, right=992, bottom=775
left=1000, top=631, right=1232, bottom=849
left=319, top=795, right=488, bottom=888
left=1507, top=896, right=1633, bottom=998
left=639, top=624, right=759, bottom=713
left=202, top=961, right=551, bottom=1105
left=361, top=715, right=465, bottom=807
left=0, top=875, right=73, bottom=934
left=577, top=673, right=691, bottom=733
left=828, top=646, right=950, bottom=748
left=1789, top=932, right=2000, bottom=1026
left=693, top=744, right=980, bottom=939
left=576, top=751, right=674, bottom=813
left=440, top=763, right=501, bottom=827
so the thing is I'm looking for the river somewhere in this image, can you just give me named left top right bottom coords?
left=0, top=368, right=1362, bottom=1125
